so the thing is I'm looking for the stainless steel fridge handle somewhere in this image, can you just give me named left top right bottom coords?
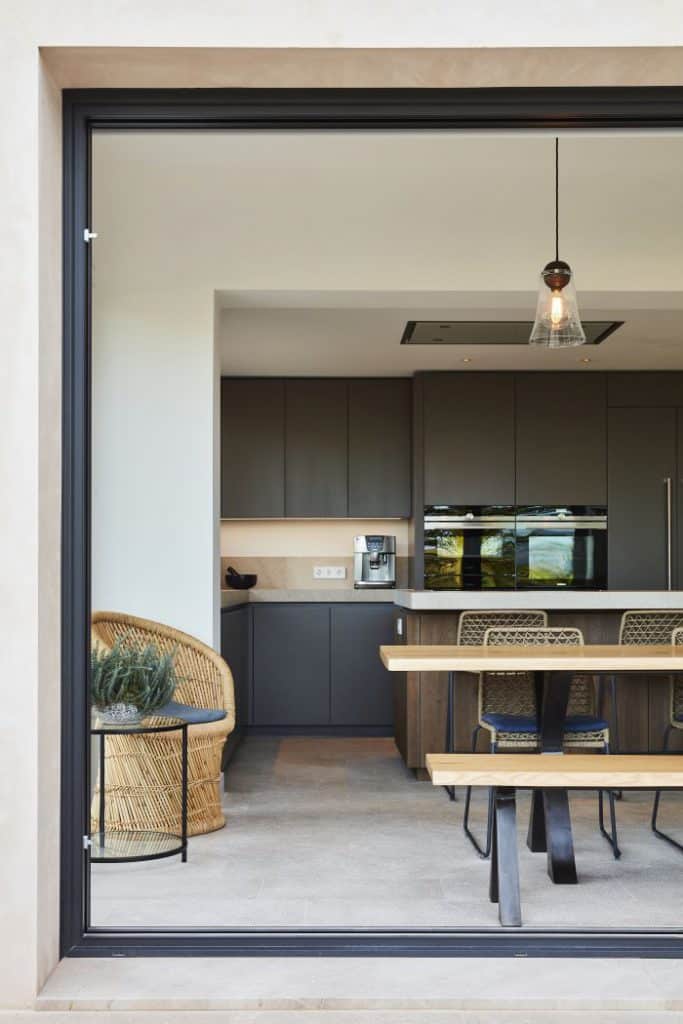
left=665, top=476, right=673, bottom=591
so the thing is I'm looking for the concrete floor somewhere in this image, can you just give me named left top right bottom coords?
left=91, top=735, right=683, bottom=929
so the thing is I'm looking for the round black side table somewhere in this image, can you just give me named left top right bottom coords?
left=89, top=715, right=189, bottom=864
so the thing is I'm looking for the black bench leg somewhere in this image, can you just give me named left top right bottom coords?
left=489, top=787, right=522, bottom=927
left=543, top=790, right=577, bottom=885
left=444, top=671, right=456, bottom=802
left=527, top=789, right=547, bottom=852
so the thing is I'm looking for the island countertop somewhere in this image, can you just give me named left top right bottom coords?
left=391, top=590, right=683, bottom=611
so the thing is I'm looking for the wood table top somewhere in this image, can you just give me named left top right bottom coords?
left=380, top=643, right=683, bottom=673
left=426, top=753, right=683, bottom=789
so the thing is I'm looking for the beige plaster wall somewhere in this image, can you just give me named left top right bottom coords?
left=4, top=0, right=683, bottom=1008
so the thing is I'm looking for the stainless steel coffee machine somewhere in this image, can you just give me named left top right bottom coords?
left=353, top=535, right=396, bottom=589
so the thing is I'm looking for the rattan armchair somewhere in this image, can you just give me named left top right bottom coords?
left=91, top=611, right=235, bottom=837
left=651, top=625, right=683, bottom=851
left=462, top=618, right=619, bottom=859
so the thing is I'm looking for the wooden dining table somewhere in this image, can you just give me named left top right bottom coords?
left=380, top=643, right=683, bottom=885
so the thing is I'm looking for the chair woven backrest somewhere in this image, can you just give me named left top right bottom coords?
left=457, top=609, right=548, bottom=645
left=482, top=625, right=594, bottom=718
left=91, top=610, right=233, bottom=714
left=619, top=610, right=683, bottom=645
left=669, top=627, right=683, bottom=724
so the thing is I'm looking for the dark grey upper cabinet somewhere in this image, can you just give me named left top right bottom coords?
left=330, top=604, right=395, bottom=726
left=252, top=604, right=330, bottom=725
left=515, top=373, right=607, bottom=506
left=608, top=407, right=676, bottom=590
left=422, top=373, right=515, bottom=505
left=220, top=379, right=285, bottom=517
left=608, top=373, right=683, bottom=408
left=348, top=379, right=412, bottom=517
left=285, top=380, right=348, bottom=517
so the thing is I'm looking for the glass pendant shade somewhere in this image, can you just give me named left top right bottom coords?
left=529, top=260, right=587, bottom=348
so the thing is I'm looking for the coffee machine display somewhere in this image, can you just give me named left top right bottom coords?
left=353, top=535, right=396, bottom=589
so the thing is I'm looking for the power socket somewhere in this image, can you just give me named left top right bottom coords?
left=313, top=565, right=347, bottom=580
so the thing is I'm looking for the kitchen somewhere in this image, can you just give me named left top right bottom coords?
left=89, top=128, right=683, bottom=930
left=220, top=369, right=683, bottom=771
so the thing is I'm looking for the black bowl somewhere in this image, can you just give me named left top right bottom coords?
left=225, top=566, right=258, bottom=590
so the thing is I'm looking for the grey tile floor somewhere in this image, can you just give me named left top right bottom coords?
left=91, top=735, right=683, bottom=929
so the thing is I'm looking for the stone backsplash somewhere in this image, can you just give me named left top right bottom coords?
left=220, top=555, right=409, bottom=590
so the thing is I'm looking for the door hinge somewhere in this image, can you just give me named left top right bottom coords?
left=82, top=835, right=92, bottom=850
left=83, top=228, right=98, bottom=243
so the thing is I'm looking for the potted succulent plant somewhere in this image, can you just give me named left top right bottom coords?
left=90, top=637, right=178, bottom=725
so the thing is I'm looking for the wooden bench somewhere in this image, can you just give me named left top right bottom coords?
left=426, top=753, right=683, bottom=928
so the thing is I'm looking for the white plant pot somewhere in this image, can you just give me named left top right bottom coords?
left=97, top=702, right=143, bottom=726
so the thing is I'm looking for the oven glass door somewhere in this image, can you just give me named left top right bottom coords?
left=424, top=507, right=516, bottom=590
left=515, top=511, right=607, bottom=590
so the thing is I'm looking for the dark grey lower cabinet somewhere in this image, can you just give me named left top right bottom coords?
left=252, top=604, right=330, bottom=726
left=330, top=605, right=395, bottom=725
left=220, top=604, right=250, bottom=768
left=251, top=602, right=396, bottom=729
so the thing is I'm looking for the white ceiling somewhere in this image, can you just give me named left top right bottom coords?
left=93, top=130, right=683, bottom=373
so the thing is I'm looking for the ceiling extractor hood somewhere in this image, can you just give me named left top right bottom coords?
left=400, top=320, right=623, bottom=346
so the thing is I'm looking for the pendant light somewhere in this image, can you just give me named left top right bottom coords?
left=529, top=138, right=586, bottom=348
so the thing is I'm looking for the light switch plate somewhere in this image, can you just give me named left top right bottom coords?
left=313, top=565, right=347, bottom=580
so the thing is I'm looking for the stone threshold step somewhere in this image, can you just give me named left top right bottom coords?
left=11, top=1011, right=683, bottom=1023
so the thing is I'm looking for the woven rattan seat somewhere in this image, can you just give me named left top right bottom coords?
left=91, top=611, right=235, bottom=837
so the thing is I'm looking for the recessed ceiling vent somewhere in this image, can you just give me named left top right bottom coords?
left=400, top=321, right=623, bottom=346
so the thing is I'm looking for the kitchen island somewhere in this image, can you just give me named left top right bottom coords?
left=389, top=590, right=683, bottom=777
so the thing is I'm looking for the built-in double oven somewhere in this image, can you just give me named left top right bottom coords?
left=423, top=505, right=607, bottom=590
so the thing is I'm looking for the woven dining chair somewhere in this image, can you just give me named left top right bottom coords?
left=611, top=610, right=683, bottom=770
left=457, top=610, right=547, bottom=855
left=91, top=611, right=235, bottom=837
left=651, top=625, right=683, bottom=851
left=462, top=622, right=620, bottom=859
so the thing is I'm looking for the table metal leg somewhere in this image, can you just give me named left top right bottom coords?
left=489, top=787, right=522, bottom=927
left=527, top=670, right=577, bottom=884
left=181, top=724, right=188, bottom=862
left=445, top=670, right=456, bottom=801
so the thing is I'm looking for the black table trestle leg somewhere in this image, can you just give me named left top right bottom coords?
left=651, top=724, right=683, bottom=852
left=529, top=670, right=578, bottom=885
left=489, top=787, right=522, bottom=927
left=181, top=723, right=189, bottom=862
left=444, top=670, right=456, bottom=801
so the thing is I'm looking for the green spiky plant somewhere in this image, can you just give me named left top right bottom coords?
left=91, top=636, right=178, bottom=716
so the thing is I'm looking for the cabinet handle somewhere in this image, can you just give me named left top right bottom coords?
left=665, top=477, right=673, bottom=591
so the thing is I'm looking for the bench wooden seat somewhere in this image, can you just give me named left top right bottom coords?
left=426, top=753, right=683, bottom=928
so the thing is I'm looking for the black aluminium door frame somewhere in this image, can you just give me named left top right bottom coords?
left=62, top=86, right=683, bottom=959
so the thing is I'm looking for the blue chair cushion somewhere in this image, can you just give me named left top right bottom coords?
left=482, top=713, right=538, bottom=733
left=563, top=714, right=609, bottom=734
left=156, top=701, right=226, bottom=724
left=482, top=712, right=608, bottom=735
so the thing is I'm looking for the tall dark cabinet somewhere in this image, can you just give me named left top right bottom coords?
left=422, top=373, right=515, bottom=505
left=515, top=373, right=607, bottom=505
left=607, top=406, right=676, bottom=590
left=285, top=380, right=348, bottom=518
left=348, top=379, right=412, bottom=517
left=220, top=604, right=251, bottom=768
left=220, top=379, right=285, bottom=518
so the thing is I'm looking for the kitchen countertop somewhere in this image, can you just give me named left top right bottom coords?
left=221, top=588, right=398, bottom=608
left=392, top=589, right=683, bottom=611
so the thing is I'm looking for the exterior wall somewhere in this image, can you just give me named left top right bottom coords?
left=3, top=0, right=683, bottom=1008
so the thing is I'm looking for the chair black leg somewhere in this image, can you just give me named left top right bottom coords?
left=609, top=675, right=622, bottom=800
left=651, top=725, right=683, bottom=852
left=463, top=726, right=492, bottom=858
left=597, top=742, right=621, bottom=859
